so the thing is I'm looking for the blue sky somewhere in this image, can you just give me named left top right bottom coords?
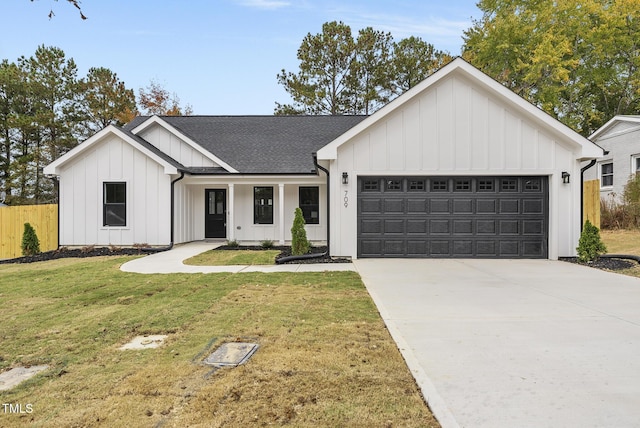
left=2, top=0, right=481, bottom=115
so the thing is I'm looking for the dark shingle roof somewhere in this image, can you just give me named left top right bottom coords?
left=124, top=115, right=367, bottom=174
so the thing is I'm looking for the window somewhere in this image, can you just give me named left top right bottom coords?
left=386, top=179, right=402, bottom=191
left=632, top=156, right=640, bottom=175
left=478, top=180, right=494, bottom=191
left=455, top=179, right=471, bottom=191
left=299, top=187, right=319, bottom=224
left=601, top=163, right=613, bottom=187
left=103, top=182, right=126, bottom=227
left=363, top=180, right=379, bottom=191
left=254, top=187, right=273, bottom=224
left=431, top=180, right=448, bottom=191
left=524, top=179, right=541, bottom=192
left=409, top=180, right=425, bottom=191
left=501, top=179, right=518, bottom=192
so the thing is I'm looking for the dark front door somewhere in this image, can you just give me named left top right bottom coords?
left=205, top=189, right=226, bottom=238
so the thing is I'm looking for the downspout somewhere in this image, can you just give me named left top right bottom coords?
left=313, top=152, right=330, bottom=253
left=580, top=151, right=607, bottom=230
left=276, top=153, right=329, bottom=264
left=144, top=170, right=184, bottom=252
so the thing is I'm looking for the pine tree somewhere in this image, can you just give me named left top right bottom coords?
left=576, top=220, right=607, bottom=263
left=21, top=222, right=40, bottom=256
left=291, top=207, right=310, bottom=256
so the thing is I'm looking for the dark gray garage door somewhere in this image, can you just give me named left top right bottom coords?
left=357, top=176, right=548, bottom=258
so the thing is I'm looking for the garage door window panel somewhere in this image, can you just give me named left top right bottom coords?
left=385, top=179, right=402, bottom=191
left=362, top=179, right=380, bottom=192
left=524, top=179, right=542, bottom=192
left=478, top=179, right=495, bottom=192
left=455, top=179, right=471, bottom=191
left=409, top=180, right=425, bottom=191
left=431, top=179, right=448, bottom=191
left=501, top=179, right=518, bottom=192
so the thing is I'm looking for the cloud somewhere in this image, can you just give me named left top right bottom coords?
left=237, top=0, right=291, bottom=9
left=324, top=5, right=473, bottom=53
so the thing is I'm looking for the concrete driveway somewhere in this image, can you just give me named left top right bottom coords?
left=353, top=259, right=640, bottom=428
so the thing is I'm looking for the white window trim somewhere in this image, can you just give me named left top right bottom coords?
left=631, top=154, right=640, bottom=176
left=599, top=161, right=614, bottom=189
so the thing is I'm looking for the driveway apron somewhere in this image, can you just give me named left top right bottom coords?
left=354, top=259, right=640, bottom=428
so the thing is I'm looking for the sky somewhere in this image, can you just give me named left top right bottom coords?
left=1, top=0, right=481, bottom=115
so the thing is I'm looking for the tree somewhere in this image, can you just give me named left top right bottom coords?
left=291, top=207, right=310, bottom=255
left=348, top=27, right=394, bottom=115
left=276, top=21, right=356, bottom=115
left=21, top=222, right=41, bottom=256
left=81, top=67, right=137, bottom=134
left=138, top=80, right=193, bottom=116
left=0, top=61, right=23, bottom=204
left=462, top=0, right=640, bottom=136
left=576, top=220, right=607, bottom=263
left=276, top=21, right=451, bottom=116
left=17, top=45, right=83, bottom=203
left=391, top=36, right=452, bottom=94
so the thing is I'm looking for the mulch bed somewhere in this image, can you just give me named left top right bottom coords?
left=559, top=256, right=637, bottom=271
left=4, top=246, right=635, bottom=269
left=0, top=245, right=352, bottom=265
left=217, top=245, right=351, bottom=264
left=0, top=247, right=160, bottom=265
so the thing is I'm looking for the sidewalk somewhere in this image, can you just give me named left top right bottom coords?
left=119, top=241, right=356, bottom=274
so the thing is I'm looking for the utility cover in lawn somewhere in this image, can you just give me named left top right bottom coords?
left=203, top=342, right=259, bottom=367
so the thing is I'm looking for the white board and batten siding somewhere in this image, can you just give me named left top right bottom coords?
left=58, top=134, right=171, bottom=246
left=328, top=72, right=584, bottom=259
left=173, top=179, right=327, bottom=245
left=138, top=125, right=218, bottom=168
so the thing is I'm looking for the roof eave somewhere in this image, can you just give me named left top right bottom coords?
left=44, top=125, right=178, bottom=176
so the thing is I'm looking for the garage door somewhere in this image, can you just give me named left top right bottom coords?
left=357, top=176, right=548, bottom=258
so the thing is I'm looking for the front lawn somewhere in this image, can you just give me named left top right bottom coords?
left=0, top=257, right=438, bottom=427
left=601, top=229, right=640, bottom=278
left=183, top=249, right=281, bottom=265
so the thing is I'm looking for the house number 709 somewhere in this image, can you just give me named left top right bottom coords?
left=344, top=190, right=349, bottom=208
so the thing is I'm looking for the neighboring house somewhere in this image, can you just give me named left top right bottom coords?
left=585, top=115, right=640, bottom=202
left=44, top=58, right=603, bottom=260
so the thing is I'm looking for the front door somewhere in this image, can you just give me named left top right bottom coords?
left=205, top=189, right=226, bottom=238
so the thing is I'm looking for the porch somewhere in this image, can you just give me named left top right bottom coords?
left=173, top=175, right=327, bottom=245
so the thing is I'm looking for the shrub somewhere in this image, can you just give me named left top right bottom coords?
left=260, top=239, right=275, bottom=249
left=576, top=220, right=607, bottom=262
left=226, top=239, right=239, bottom=248
left=291, top=207, right=310, bottom=255
left=21, top=222, right=41, bottom=256
left=601, top=175, right=640, bottom=230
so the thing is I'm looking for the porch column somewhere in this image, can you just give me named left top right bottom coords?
left=278, top=183, right=285, bottom=245
left=228, top=183, right=235, bottom=242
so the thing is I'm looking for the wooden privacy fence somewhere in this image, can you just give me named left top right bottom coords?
left=0, top=204, right=58, bottom=259
left=583, top=179, right=600, bottom=228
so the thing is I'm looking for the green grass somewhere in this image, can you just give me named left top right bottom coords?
left=0, top=256, right=438, bottom=427
left=183, top=249, right=280, bottom=265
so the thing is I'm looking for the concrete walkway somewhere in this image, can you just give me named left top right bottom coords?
left=120, top=241, right=356, bottom=273
left=353, top=259, right=640, bottom=428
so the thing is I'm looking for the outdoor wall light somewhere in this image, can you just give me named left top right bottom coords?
left=562, top=171, right=570, bottom=184
left=342, top=172, right=349, bottom=184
